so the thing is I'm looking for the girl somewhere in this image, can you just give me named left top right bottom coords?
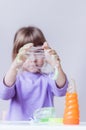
left=0, top=26, right=68, bottom=121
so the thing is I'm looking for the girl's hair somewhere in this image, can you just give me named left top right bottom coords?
left=12, top=26, right=46, bottom=60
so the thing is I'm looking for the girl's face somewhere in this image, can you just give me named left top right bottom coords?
left=22, top=47, right=45, bottom=73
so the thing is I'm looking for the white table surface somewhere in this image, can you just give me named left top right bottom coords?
left=0, top=121, right=86, bottom=130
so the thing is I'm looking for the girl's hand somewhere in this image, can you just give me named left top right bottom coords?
left=11, top=43, right=33, bottom=70
left=42, top=42, right=60, bottom=68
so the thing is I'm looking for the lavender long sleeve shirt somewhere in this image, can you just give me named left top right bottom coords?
left=0, top=71, right=68, bottom=121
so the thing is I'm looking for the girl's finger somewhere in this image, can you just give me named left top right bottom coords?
left=19, top=43, right=33, bottom=52
left=23, top=43, right=33, bottom=48
left=42, top=42, right=50, bottom=50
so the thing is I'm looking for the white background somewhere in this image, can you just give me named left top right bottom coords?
left=0, top=0, right=86, bottom=121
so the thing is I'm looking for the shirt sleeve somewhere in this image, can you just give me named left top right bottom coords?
left=0, top=78, right=16, bottom=100
left=48, top=76, right=69, bottom=96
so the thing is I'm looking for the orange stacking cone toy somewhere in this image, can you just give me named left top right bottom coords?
left=63, top=79, right=80, bottom=125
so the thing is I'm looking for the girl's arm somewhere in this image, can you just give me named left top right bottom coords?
left=4, top=64, right=18, bottom=87
left=54, top=62, right=66, bottom=88
left=4, top=43, right=33, bottom=87
left=43, top=42, right=67, bottom=88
